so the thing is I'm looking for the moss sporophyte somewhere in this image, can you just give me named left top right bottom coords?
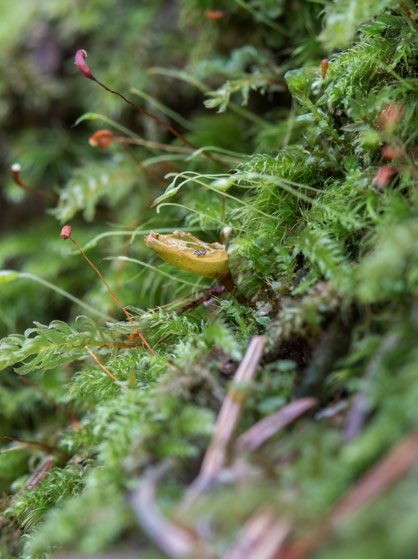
left=60, top=225, right=155, bottom=355
left=74, top=49, right=226, bottom=168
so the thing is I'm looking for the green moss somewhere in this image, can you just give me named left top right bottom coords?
left=1, top=0, right=417, bottom=557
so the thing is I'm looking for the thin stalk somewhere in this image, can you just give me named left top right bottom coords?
left=68, top=234, right=156, bottom=356
left=130, top=87, right=195, bottom=131
left=105, top=256, right=199, bottom=288
left=75, top=50, right=227, bottom=168
left=11, top=163, right=57, bottom=202
left=85, top=345, right=128, bottom=390
left=18, top=272, right=113, bottom=322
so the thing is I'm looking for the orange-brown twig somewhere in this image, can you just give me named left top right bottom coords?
left=85, top=345, right=128, bottom=390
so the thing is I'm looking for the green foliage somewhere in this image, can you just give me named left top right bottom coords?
left=52, top=160, right=139, bottom=223
left=356, top=218, right=418, bottom=302
left=320, top=0, right=397, bottom=50
left=202, top=45, right=283, bottom=112
left=1, top=0, right=418, bottom=558
left=0, top=319, right=110, bottom=374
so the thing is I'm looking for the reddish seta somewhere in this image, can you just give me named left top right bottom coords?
left=321, top=59, right=329, bottom=80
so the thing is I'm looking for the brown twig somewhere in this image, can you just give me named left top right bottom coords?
left=182, top=336, right=265, bottom=506
left=199, top=335, right=265, bottom=478
left=129, top=461, right=210, bottom=559
left=176, top=285, right=225, bottom=315
left=24, top=456, right=55, bottom=490
left=4, top=456, right=55, bottom=516
left=0, top=436, right=58, bottom=455
left=224, top=507, right=291, bottom=559
left=235, top=398, right=318, bottom=452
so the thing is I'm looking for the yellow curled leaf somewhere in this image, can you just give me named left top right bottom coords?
left=144, top=230, right=229, bottom=279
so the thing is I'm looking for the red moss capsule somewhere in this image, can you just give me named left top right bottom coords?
left=88, top=129, right=114, bottom=149
left=373, top=166, right=398, bottom=189
left=75, top=49, right=95, bottom=81
left=378, top=103, right=404, bottom=132
left=60, top=225, right=73, bottom=240
left=205, top=10, right=227, bottom=20
left=381, top=145, right=404, bottom=161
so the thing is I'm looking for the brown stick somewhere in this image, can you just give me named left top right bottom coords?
left=235, top=398, right=318, bottom=452
left=225, top=507, right=291, bottom=559
left=129, top=461, right=210, bottom=559
left=182, top=336, right=265, bottom=508
left=200, top=335, right=265, bottom=478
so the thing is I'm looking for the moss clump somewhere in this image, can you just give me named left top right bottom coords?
left=0, top=1, right=417, bottom=558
